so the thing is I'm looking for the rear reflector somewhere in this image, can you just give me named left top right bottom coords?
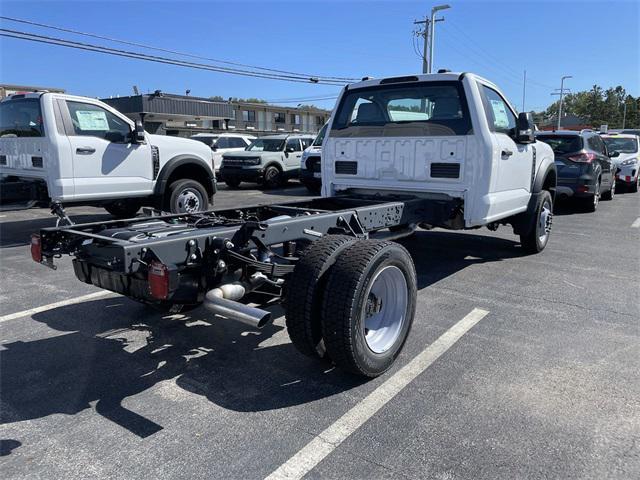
left=31, top=234, right=42, bottom=263
left=148, top=260, right=169, bottom=300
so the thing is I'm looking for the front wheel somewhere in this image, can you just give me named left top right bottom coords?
left=262, top=165, right=283, bottom=189
left=166, top=179, right=209, bottom=214
left=520, top=190, right=553, bottom=254
left=321, top=240, right=417, bottom=377
left=629, top=177, right=639, bottom=193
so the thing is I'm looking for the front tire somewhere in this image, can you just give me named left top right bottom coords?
left=262, top=165, right=283, bottom=189
left=321, top=240, right=417, bottom=377
left=520, top=190, right=553, bottom=254
left=630, top=177, right=639, bottom=193
left=166, top=179, right=209, bottom=214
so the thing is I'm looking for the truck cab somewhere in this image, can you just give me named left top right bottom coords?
left=0, top=92, right=216, bottom=216
left=323, top=72, right=556, bottom=234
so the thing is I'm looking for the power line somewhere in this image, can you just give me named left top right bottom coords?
left=0, top=15, right=357, bottom=82
left=0, top=29, right=349, bottom=85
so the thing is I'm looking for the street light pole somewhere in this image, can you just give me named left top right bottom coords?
left=557, top=75, right=572, bottom=130
left=428, top=4, right=450, bottom=73
left=622, top=101, right=628, bottom=129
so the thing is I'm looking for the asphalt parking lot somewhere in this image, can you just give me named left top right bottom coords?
left=1, top=183, right=639, bottom=480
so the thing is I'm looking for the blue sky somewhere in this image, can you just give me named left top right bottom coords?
left=1, top=0, right=638, bottom=112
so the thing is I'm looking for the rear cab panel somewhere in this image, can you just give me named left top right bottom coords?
left=0, top=92, right=73, bottom=201
left=322, top=73, right=503, bottom=227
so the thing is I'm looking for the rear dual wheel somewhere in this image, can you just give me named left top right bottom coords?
left=285, top=237, right=417, bottom=377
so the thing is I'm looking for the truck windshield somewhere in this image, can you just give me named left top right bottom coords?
left=603, top=137, right=638, bottom=154
left=331, top=81, right=471, bottom=137
left=0, top=98, right=45, bottom=137
left=536, top=135, right=582, bottom=154
left=247, top=139, right=284, bottom=152
left=313, top=123, right=328, bottom=146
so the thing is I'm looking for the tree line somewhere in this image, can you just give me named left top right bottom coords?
left=533, top=85, right=639, bottom=129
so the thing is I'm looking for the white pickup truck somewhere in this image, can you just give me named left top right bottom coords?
left=0, top=92, right=216, bottom=217
left=33, top=72, right=557, bottom=378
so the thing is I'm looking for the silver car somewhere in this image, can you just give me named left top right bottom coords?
left=602, top=133, right=639, bottom=192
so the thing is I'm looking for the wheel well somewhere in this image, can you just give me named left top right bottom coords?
left=165, top=163, right=214, bottom=197
left=264, top=162, right=283, bottom=171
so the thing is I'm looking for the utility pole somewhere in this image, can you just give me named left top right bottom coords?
left=522, top=70, right=527, bottom=112
left=414, top=4, right=450, bottom=74
left=413, top=17, right=430, bottom=74
left=553, top=75, right=572, bottom=130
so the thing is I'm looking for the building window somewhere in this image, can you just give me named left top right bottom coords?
left=316, top=115, right=324, bottom=125
left=290, top=114, right=301, bottom=124
left=242, top=110, right=256, bottom=122
left=274, top=112, right=286, bottom=123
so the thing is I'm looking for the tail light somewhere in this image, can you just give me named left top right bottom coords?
left=568, top=152, right=596, bottom=163
left=148, top=260, right=169, bottom=300
left=30, top=234, right=42, bottom=263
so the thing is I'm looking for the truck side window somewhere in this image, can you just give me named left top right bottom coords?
left=286, top=139, right=302, bottom=152
left=480, top=85, right=516, bottom=135
left=66, top=101, right=131, bottom=143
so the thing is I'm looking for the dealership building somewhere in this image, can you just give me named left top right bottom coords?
left=102, top=91, right=329, bottom=137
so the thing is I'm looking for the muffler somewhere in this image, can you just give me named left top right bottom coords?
left=203, top=291, right=272, bottom=328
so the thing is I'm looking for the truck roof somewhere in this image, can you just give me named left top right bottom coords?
left=259, top=134, right=314, bottom=140
left=344, top=72, right=498, bottom=91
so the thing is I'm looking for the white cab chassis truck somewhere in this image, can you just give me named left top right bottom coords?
left=0, top=92, right=216, bottom=217
left=32, top=73, right=556, bottom=378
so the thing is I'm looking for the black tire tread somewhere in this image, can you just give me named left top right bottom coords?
left=321, top=240, right=413, bottom=376
left=285, top=235, right=357, bottom=358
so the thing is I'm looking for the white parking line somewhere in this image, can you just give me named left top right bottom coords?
left=631, top=217, right=640, bottom=228
left=265, top=307, right=490, bottom=480
left=0, top=290, right=115, bottom=324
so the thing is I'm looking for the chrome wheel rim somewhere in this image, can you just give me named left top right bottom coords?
left=363, top=266, right=408, bottom=354
left=176, top=188, right=202, bottom=213
left=594, top=182, right=600, bottom=207
left=611, top=181, right=615, bottom=198
left=538, top=199, right=553, bottom=245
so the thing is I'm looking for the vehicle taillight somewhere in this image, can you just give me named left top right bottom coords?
left=31, top=234, right=42, bottom=263
left=148, top=260, right=169, bottom=300
left=568, top=152, right=596, bottom=163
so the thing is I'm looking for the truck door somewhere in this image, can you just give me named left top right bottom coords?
left=479, top=85, right=533, bottom=211
left=64, top=100, right=154, bottom=200
left=284, top=138, right=303, bottom=170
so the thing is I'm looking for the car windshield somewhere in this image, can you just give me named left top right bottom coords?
left=603, top=137, right=638, bottom=153
left=247, top=138, right=284, bottom=152
left=332, top=80, right=471, bottom=137
left=0, top=98, right=45, bottom=137
left=191, top=136, right=218, bottom=147
left=313, top=124, right=328, bottom=146
left=537, top=135, right=582, bottom=154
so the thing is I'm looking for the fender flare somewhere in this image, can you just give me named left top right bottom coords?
left=531, top=157, right=557, bottom=195
left=154, top=155, right=216, bottom=197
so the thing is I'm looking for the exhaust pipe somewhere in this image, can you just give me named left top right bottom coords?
left=203, top=286, right=272, bottom=329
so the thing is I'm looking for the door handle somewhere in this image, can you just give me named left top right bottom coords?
left=76, top=147, right=96, bottom=154
left=501, top=149, right=513, bottom=157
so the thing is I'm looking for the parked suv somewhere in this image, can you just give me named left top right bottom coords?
left=189, top=133, right=255, bottom=172
left=300, top=123, right=327, bottom=193
left=536, top=130, right=615, bottom=211
left=219, top=134, right=314, bottom=188
left=601, top=133, right=639, bottom=192
left=0, top=92, right=216, bottom=217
